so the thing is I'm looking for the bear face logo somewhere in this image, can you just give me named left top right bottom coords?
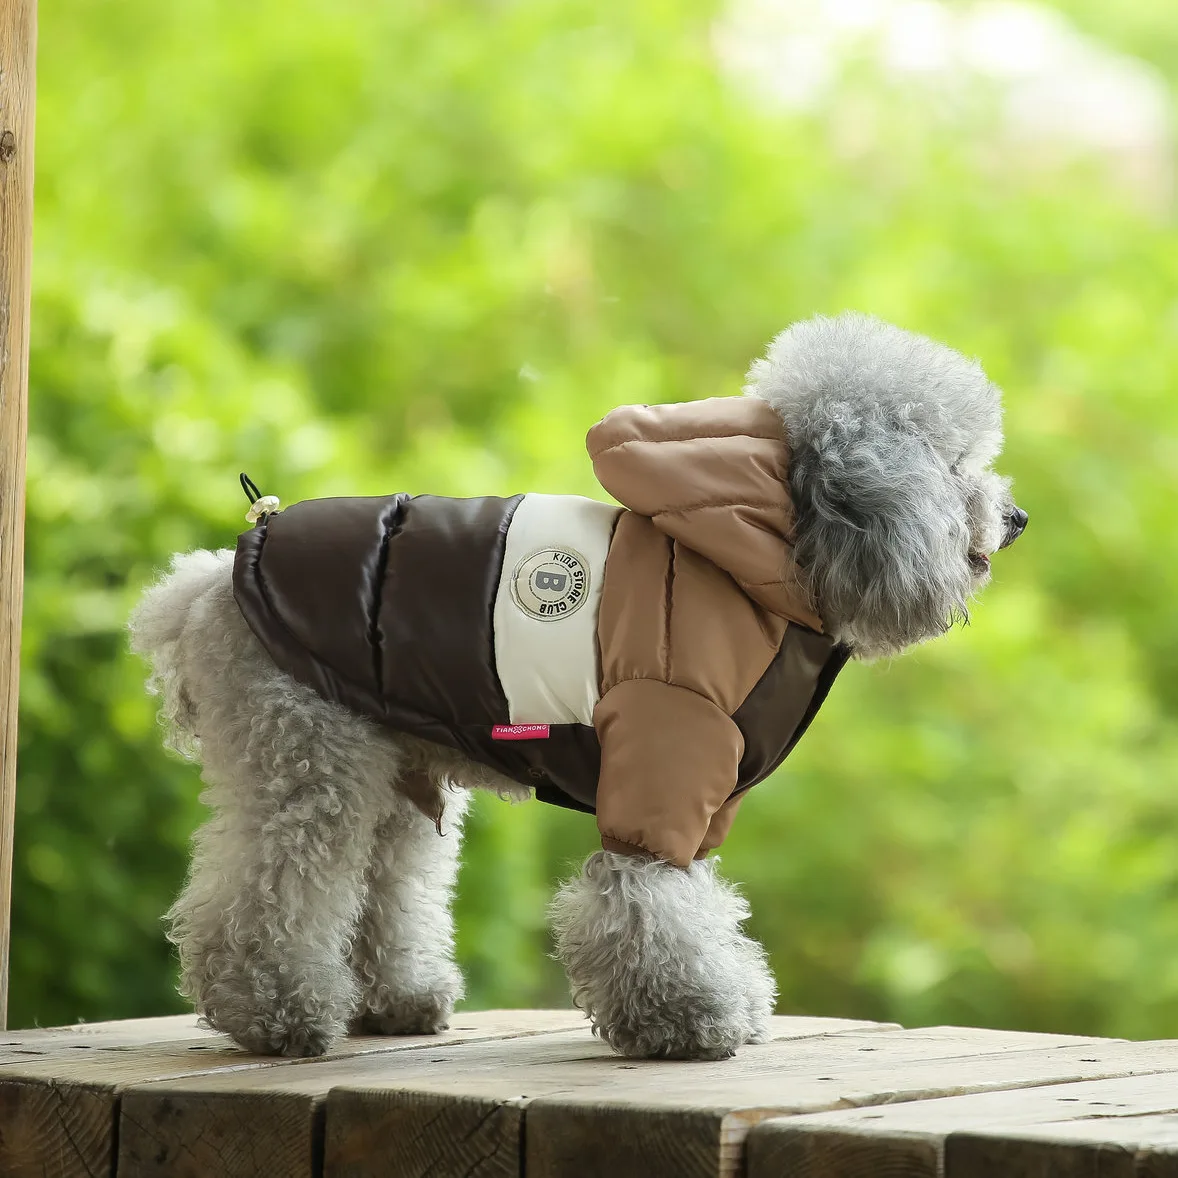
left=511, top=547, right=590, bottom=621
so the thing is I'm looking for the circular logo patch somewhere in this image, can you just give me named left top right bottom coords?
left=510, top=547, right=590, bottom=622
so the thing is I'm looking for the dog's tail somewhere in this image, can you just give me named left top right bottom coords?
left=128, top=549, right=234, bottom=757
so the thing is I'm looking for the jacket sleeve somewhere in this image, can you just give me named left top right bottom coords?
left=695, top=793, right=745, bottom=859
left=592, top=510, right=785, bottom=865
left=594, top=679, right=745, bottom=867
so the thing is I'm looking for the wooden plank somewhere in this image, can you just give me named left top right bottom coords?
left=0, top=1008, right=584, bottom=1178
left=947, top=1088, right=1178, bottom=1177
left=522, top=1032, right=1178, bottom=1178
left=0, top=1008, right=575, bottom=1061
left=318, top=1026, right=1178, bottom=1178
left=115, top=1009, right=591, bottom=1178
left=116, top=1019, right=1102, bottom=1178
left=321, top=1090, right=527, bottom=1178
left=0, top=0, right=37, bottom=1031
left=0, top=1014, right=218, bottom=1061
left=749, top=1118, right=942, bottom=1178
left=0, top=1080, right=112, bottom=1178
left=117, top=1015, right=895, bottom=1178
left=948, top=1129, right=1178, bottom=1178
left=525, top=1103, right=781, bottom=1178
left=323, top=1016, right=898, bottom=1178
left=747, top=1068, right=1178, bottom=1178
left=3, top=1013, right=213, bottom=1041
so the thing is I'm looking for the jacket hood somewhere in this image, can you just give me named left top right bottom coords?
left=586, top=396, right=823, bottom=631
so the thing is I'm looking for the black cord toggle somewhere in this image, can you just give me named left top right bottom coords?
left=240, top=472, right=263, bottom=506
left=239, top=472, right=280, bottom=523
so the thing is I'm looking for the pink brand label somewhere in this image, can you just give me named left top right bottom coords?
left=491, top=724, right=551, bottom=741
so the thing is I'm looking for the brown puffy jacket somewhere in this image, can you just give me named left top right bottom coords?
left=234, top=396, right=848, bottom=865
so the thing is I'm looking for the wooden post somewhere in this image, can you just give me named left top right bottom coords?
left=0, top=0, right=36, bottom=1029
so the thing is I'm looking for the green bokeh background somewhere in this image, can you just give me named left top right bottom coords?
left=14, top=0, right=1178, bottom=1033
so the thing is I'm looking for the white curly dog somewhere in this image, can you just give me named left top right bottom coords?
left=130, top=314, right=1026, bottom=1060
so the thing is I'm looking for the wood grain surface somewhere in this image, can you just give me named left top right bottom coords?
left=0, top=0, right=36, bottom=1032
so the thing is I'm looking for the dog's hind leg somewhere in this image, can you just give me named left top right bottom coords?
left=350, top=778, right=469, bottom=1035
left=161, top=575, right=399, bottom=1057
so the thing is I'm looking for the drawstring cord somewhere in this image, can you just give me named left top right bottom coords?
left=239, top=472, right=281, bottom=524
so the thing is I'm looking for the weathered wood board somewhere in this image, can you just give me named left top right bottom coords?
left=320, top=1026, right=1178, bottom=1178
left=115, top=1020, right=1155, bottom=1178
left=4, top=1010, right=1178, bottom=1178
left=0, top=0, right=37, bottom=1031
left=118, top=1014, right=893, bottom=1178
left=0, top=1008, right=586, bottom=1178
left=747, top=1066, right=1178, bottom=1177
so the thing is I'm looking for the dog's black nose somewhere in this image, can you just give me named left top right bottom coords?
left=1002, top=506, right=1028, bottom=548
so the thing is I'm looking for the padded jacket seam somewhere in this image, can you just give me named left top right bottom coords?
left=588, top=432, right=782, bottom=460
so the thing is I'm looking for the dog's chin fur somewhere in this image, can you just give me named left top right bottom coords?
left=746, top=311, right=1013, bottom=660
left=549, top=853, right=776, bottom=1060
left=130, top=313, right=1016, bottom=1062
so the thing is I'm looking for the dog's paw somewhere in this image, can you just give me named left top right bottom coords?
left=739, top=940, right=777, bottom=1045
left=209, top=1007, right=343, bottom=1057
left=551, top=852, right=779, bottom=1062
left=594, top=995, right=755, bottom=1061
left=350, top=988, right=457, bottom=1037
left=351, top=958, right=463, bottom=1036
left=744, top=1022, right=772, bottom=1046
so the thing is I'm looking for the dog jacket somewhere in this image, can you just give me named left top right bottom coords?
left=233, top=396, right=849, bottom=865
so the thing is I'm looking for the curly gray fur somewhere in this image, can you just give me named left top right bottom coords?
left=746, top=312, right=1015, bottom=658
left=130, top=552, right=470, bottom=1056
left=549, top=852, right=776, bottom=1060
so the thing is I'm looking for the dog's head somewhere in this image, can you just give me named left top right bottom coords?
left=746, top=312, right=1026, bottom=659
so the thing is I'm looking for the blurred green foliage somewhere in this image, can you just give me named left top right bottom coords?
left=14, top=0, right=1178, bottom=1036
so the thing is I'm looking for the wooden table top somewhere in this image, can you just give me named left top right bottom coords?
left=1, top=1009, right=1176, bottom=1176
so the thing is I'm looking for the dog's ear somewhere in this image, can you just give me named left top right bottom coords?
left=785, top=414, right=972, bottom=657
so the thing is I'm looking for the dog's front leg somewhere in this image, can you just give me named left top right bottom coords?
left=349, top=784, right=468, bottom=1035
left=550, top=851, right=776, bottom=1060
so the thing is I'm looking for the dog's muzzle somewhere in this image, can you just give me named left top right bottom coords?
left=1000, top=506, right=1028, bottom=549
